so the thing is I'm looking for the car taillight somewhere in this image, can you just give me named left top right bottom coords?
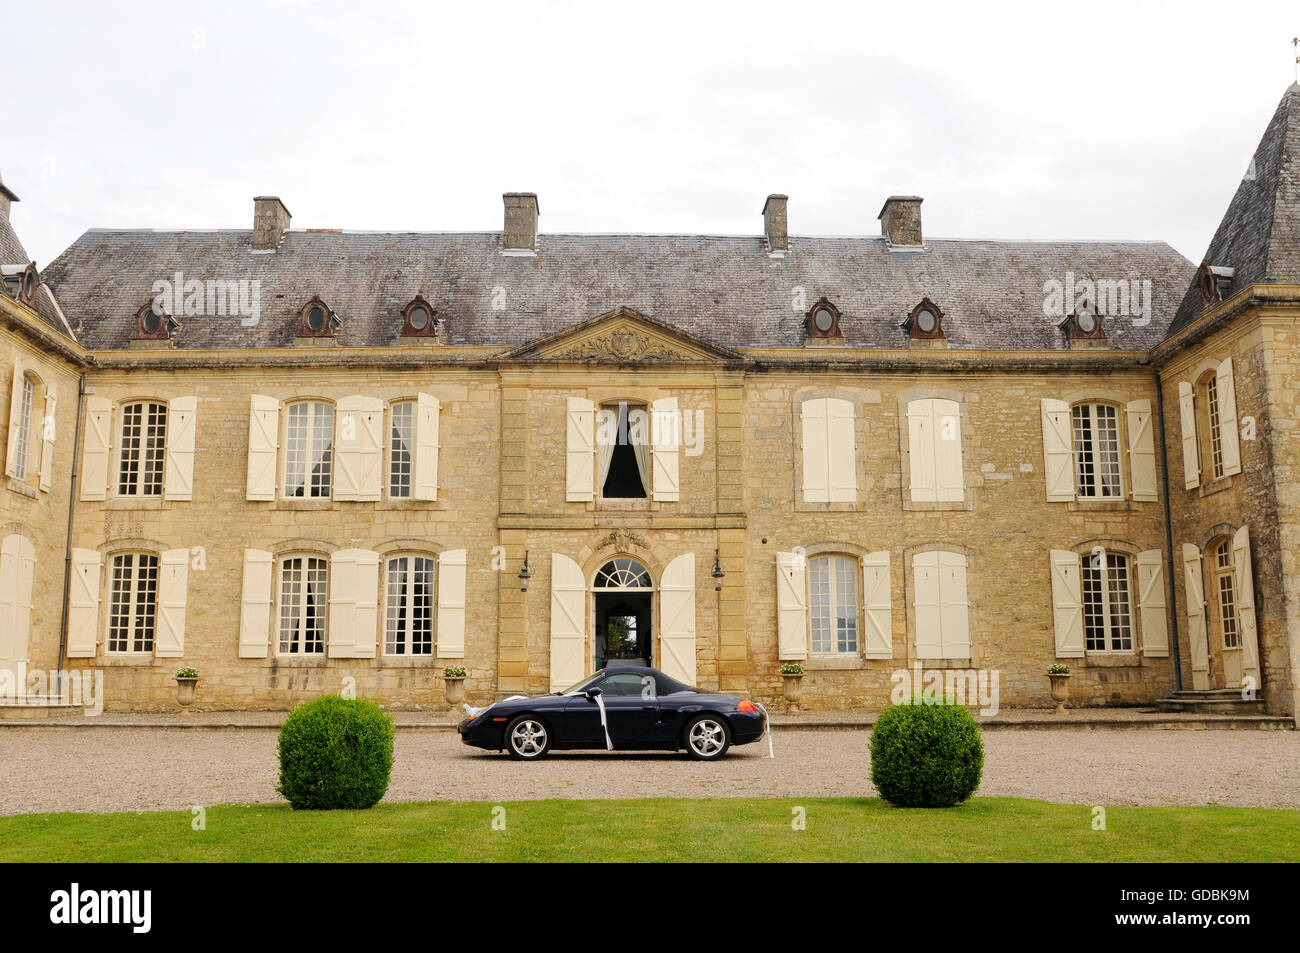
left=737, top=700, right=759, bottom=712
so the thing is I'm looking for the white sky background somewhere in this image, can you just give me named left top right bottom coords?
left=5, top=0, right=1299, bottom=265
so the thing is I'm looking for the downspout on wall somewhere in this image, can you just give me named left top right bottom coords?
left=55, top=371, right=85, bottom=695
left=1154, top=372, right=1184, bottom=692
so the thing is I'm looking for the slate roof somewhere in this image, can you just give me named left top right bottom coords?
left=1170, top=83, right=1300, bottom=335
left=41, top=227, right=1193, bottom=353
left=0, top=206, right=74, bottom=340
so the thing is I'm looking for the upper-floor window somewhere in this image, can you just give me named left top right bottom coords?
left=598, top=402, right=649, bottom=500
left=1081, top=549, right=1132, bottom=652
left=800, top=397, right=857, bottom=503
left=385, top=554, right=434, bottom=655
left=11, top=373, right=34, bottom=481
left=284, top=401, right=333, bottom=498
left=1071, top=403, right=1122, bottom=498
left=809, top=554, right=858, bottom=654
left=1179, top=359, right=1240, bottom=490
left=278, top=555, right=327, bottom=654
left=118, top=401, right=168, bottom=496
left=912, top=550, right=971, bottom=659
left=389, top=400, right=414, bottom=498
left=107, top=552, right=159, bottom=653
left=906, top=397, right=964, bottom=503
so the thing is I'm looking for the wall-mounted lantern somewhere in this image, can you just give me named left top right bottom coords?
left=518, top=551, right=532, bottom=593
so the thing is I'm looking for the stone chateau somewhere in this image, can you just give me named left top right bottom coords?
left=2, top=84, right=1299, bottom=718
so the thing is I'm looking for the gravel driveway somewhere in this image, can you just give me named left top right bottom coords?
left=2, top=727, right=1297, bottom=815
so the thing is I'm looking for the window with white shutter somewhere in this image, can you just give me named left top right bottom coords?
left=81, top=396, right=113, bottom=501
left=1081, top=548, right=1134, bottom=652
left=117, top=402, right=168, bottom=497
left=1231, top=526, right=1261, bottom=690
left=912, top=550, right=970, bottom=659
left=66, top=548, right=101, bottom=658
left=246, top=395, right=280, bottom=501
left=106, top=552, right=160, bottom=653
left=328, top=549, right=379, bottom=658
left=1049, top=549, right=1085, bottom=658
left=809, top=555, right=859, bottom=654
left=39, top=385, right=57, bottom=493
left=1178, top=382, right=1199, bottom=489
left=0, top=534, right=36, bottom=671
left=650, top=396, right=680, bottom=502
left=861, top=551, right=893, bottom=659
left=1126, top=400, right=1157, bottom=502
left=1040, top=399, right=1074, bottom=502
left=335, top=396, right=382, bottom=501
left=436, top=549, right=467, bottom=658
left=1136, top=550, right=1168, bottom=657
left=801, top=398, right=856, bottom=503
left=1215, top=359, right=1241, bottom=477
left=413, top=393, right=441, bottom=501
left=566, top=397, right=595, bottom=502
left=155, top=548, right=190, bottom=658
left=278, top=555, right=328, bottom=654
left=284, top=401, right=333, bottom=499
left=5, top=363, right=34, bottom=481
left=907, top=398, right=963, bottom=502
left=238, top=549, right=273, bottom=658
left=1072, top=404, right=1123, bottom=498
left=1183, top=543, right=1210, bottom=689
left=385, top=554, right=435, bottom=654
left=776, top=552, right=808, bottom=660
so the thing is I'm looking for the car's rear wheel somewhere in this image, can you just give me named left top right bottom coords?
left=683, top=714, right=731, bottom=760
left=505, top=715, right=551, bottom=760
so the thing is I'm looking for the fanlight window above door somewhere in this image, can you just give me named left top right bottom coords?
left=594, top=558, right=652, bottom=589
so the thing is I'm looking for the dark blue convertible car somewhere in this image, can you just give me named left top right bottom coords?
left=458, top=664, right=767, bottom=760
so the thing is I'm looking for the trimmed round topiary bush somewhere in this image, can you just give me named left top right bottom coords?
left=870, top=697, right=984, bottom=807
left=277, top=695, right=395, bottom=810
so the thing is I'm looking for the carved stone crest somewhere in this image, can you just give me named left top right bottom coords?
left=554, top=329, right=689, bottom=362
left=595, top=529, right=649, bottom=553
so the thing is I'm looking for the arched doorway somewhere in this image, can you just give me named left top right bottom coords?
left=592, top=557, right=653, bottom=670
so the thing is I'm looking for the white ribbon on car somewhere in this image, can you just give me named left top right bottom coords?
left=754, top=701, right=774, bottom=759
left=594, top=692, right=613, bottom=750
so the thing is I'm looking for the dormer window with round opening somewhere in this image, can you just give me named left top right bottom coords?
left=805, top=298, right=843, bottom=341
left=1060, top=304, right=1106, bottom=345
left=133, top=300, right=178, bottom=341
left=902, top=298, right=946, bottom=341
left=19, top=263, right=38, bottom=306
left=298, top=296, right=339, bottom=339
left=401, top=295, right=438, bottom=338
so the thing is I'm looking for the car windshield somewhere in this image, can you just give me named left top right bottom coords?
left=556, top=673, right=603, bottom=695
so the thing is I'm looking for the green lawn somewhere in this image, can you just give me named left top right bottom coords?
left=2, top=797, right=1297, bottom=862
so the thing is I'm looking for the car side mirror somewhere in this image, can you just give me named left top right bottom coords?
left=584, top=687, right=603, bottom=701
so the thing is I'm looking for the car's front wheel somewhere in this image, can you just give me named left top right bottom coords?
left=505, top=715, right=551, bottom=760
left=683, top=714, right=731, bottom=760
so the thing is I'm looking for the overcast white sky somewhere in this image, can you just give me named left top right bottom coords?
left=6, top=0, right=1299, bottom=265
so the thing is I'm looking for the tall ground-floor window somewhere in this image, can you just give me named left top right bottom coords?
left=809, top=554, right=858, bottom=654
left=385, top=554, right=434, bottom=655
left=1214, top=539, right=1240, bottom=648
left=1082, top=549, right=1133, bottom=652
left=107, top=552, right=159, bottom=653
left=279, top=556, right=327, bottom=654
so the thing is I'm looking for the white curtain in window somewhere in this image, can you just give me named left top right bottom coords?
left=596, top=406, right=617, bottom=490
left=629, top=405, right=650, bottom=493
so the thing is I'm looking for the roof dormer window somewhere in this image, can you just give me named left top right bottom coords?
left=134, top=299, right=179, bottom=340
left=401, top=295, right=438, bottom=337
left=1059, top=304, right=1106, bottom=345
left=805, top=297, right=843, bottom=340
left=298, top=295, right=340, bottom=339
left=2, top=262, right=38, bottom=305
left=1197, top=264, right=1234, bottom=306
left=902, top=297, right=946, bottom=341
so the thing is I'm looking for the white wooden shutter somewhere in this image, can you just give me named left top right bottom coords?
left=1041, top=399, right=1074, bottom=502
left=651, top=396, right=680, bottom=502
left=0, top=534, right=35, bottom=667
left=1136, top=549, right=1168, bottom=657
left=938, top=551, right=971, bottom=658
left=861, top=550, right=892, bottom=659
left=436, top=548, right=466, bottom=658
left=38, top=385, right=56, bottom=493
left=827, top=398, right=857, bottom=502
left=1126, top=399, right=1157, bottom=502
left=327, top=548, right=379, bottom=658
left=4, top=357, right=23, bottom=478
left=1050, top=549, right=1085, bottom=658
left=907, top=399, right=937, bottom=502
left=245, top=395, right=280, bottom=501
left=1179, top=381, right=1199, bottom=489
left=913, top=552, right=943, bottom=659
left=549, top=553, right=587, bottom=691
left=238, top=548, right=273, bottom=658
left=1183, top=543, right=1209, bottom=689
left=413, top=392, right=440, bottom=501
left=155, top=548, right=189, bottom=658
left=800, top=399, right=829, bottom=503
left=81, top=396, right=112, bottom=501
left=333, top=396, right=382, bottom=502
left=164, top=396, right=196, bottom=501
left=565, top=397, right=595, bottom=502
left=66, top=548, right=101, bottom=658
left=1232, top=525, right=1261, bottom=690
left=776, top=551, right=807, bottom=660
left=658, top=552, right=696, bottom=684
left=934, top=399, right=964, bottom=502
left=1217, top=358, right=1241, bottom=476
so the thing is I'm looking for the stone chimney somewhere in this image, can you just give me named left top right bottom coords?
left=0, top=173, right=18, bottom=220
left=762, top=194, right=789, bottom=253
left=878, top=196, right=923, bottom=247
left=503, top=192, right=539, bottom=253
left=253, top=196, right=292, bottom=251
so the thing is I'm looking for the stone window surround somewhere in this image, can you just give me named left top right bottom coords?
left=790, top=385, right=880, bottom=512
left=897, top=386, right=974, bottom=512
left=1187, top=355, right=1239, bottom=494
left=380, top=546, right=441, bottom=663
left=902, top=540, right=977, bottom=668
left=575, top=386, right=675, bottom=513
left=1070, top=538, right=1143, bottom=665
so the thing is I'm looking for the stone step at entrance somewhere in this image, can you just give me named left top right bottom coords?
left=1157, top=688, right=1265, bottom=714
left=0, top=696, right=84, bottom=721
